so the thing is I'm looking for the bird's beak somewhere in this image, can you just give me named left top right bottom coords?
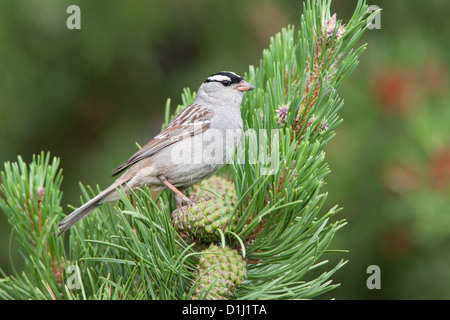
left=236, top=79, right=255, bottom=92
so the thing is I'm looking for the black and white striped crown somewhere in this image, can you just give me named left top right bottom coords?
left=204, top=71, right=243, bottom=84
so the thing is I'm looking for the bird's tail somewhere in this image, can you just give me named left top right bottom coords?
left=56, top=183, right=122, bottom=237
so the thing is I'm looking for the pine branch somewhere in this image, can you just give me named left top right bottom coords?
left=0, top=152, right=66, bottom=299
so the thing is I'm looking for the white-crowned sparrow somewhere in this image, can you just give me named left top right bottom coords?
left=57, top=71, right=254, bottom=236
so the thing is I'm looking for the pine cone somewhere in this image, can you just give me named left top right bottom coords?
left=172, top=198, right=237, bottom=241
left=192, top=244, right=247, bottom=300
left=188, top=175, right=238, bottom=203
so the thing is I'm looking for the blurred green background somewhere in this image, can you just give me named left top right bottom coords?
left=1, top=0, right=449, bottom=299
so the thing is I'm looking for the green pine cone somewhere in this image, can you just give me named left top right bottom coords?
left=172, top=197, right=237, bottom=241
left=192, top=244, right=247, bottom=300
left=188, top=175, right=238, bottom=203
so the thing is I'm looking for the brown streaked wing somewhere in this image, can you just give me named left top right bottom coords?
left=111, top=104, right=212, bottom=177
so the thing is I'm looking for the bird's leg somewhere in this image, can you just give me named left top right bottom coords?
left=174, top=187, right=188, bottom=208
left=158, top=175, right=193, bottom=207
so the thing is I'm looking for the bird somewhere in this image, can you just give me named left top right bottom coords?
left=56, top=71, right=255, bottom=236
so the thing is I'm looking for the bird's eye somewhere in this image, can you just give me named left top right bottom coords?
left=221, top=80, right=231, bottom=87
